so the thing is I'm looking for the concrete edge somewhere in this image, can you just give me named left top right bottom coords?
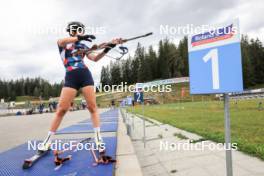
left=115, top=109, right=143, bottom=176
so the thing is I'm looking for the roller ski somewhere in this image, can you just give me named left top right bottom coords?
left=91, top=139, right=116, bottom=166
left=53, top=138, right=91, bottom=170
left=22, top=142, right=51, bottom=169
left=90, top=147, right=116, bottom=166
left=53, top=151, right=72, bottom=171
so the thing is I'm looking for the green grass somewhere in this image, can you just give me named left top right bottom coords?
left=15, top=96, right=39, bottom=102
left=128, top=99, right=264, bottom=160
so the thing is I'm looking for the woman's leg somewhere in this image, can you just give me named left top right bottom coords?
left=81, top=85, right=104, bottom=151
left=49, top=87, right=77, bottom=131
left=81, top=86, right=100, bottom=128
left=40, top=87, right=77, bottom=149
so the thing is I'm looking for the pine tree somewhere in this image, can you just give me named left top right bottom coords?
left=110, top=62, right=122, bottom=85
left=135, top=43, right=146, bottom=82
left=148, top=46, right=158, bottom=79
left=33, top=87, right=40, bottom=97
left=121, top=56, right=132, bottom=84
left=249, top=38, right=264, bottom=84
left=178, top=36, right=189, bottom=76
left=158, top=39, right=170, bottom=79
left=241, top=35, right=255, bottom=87
left=142, top=53, right=152, bottom=81
left=100, top=66, right=111, bottom=86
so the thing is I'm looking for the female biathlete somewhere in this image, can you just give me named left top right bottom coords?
left=39, top=21, right=123, bottom=152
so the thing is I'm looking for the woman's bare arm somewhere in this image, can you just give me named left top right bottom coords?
left=57, top=37, right=78, bottom=47
left=87, top=51, right=107, bottom=62
left=86, top=38, right=124, bottom=62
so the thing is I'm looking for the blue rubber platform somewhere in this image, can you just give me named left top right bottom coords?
left=79, top=117, right=118, bottom=123
left=79, top=109, right=119, bottom=123
left=0, top=137, right=117, bottom=176
left=100, top=109, right=119, bottom=117
left=56, top=123, right=118, bottom=134
left=80, top=122, right=117, bottom=125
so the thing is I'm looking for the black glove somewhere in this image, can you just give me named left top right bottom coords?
left=77, top=35, right=96, bottom=42
left=103, top=43, right=116, bottom=53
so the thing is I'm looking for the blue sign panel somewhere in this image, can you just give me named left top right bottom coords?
left=134, top=92, right=143, bottom=103
left=188, top=19, right=243, bottom=94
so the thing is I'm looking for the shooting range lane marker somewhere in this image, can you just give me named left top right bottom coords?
left=188, top=19, right=243, bottom=176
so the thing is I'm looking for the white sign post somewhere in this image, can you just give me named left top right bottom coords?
left=224, top=94, right=233, bottom=176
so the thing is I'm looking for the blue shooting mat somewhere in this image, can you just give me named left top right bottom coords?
left=79, top=117, right=118, bottom=123
left=79, top=109, right=119, bottom=123
left=0, top=137, right=117, bottom=176
left=100, top=109, right=119, bottom=117
left=56, top=123, right=118, bottom=134
left=79, top=121, right=118, bottom=125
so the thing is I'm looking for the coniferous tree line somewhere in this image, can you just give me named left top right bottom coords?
left=100, top=37, right=189, bottom=86
left=101, top=35, right=264, bottom=89
left=0, top=78, right=63, bottom=101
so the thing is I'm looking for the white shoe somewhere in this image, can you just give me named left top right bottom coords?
left=38, top=141, right=51, bottom=151
left=94, top=137, right=105, bottom=153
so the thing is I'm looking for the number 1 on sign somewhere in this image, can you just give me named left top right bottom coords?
left=203, top=48, right=220, bottom=89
